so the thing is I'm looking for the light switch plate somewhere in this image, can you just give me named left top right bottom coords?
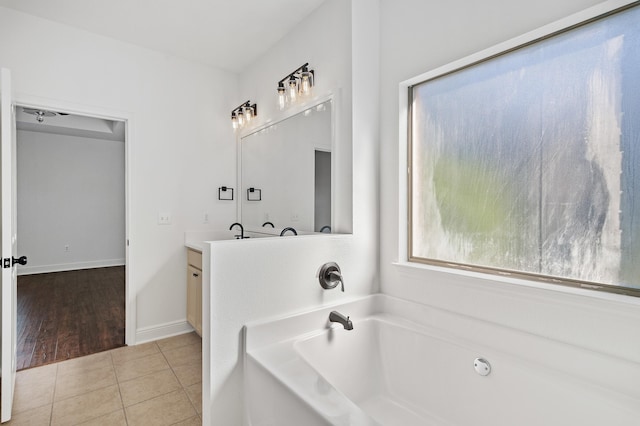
left=158, top=212, right=172, bottom=225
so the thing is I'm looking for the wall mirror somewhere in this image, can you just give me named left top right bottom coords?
left=240, top=98, right=336, bottom=234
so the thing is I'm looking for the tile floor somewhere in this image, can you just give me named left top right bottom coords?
left=7, top=332, right=202, bottom=425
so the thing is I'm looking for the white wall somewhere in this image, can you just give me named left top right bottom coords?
left=203, top=0, right=381, bottom=424
left=17, top=130, right=125, bottom=274
left=204, top=235, right=374, bottom=425
left=0, top=7, right=238, bottom=342
left=378, top=0, right=640, bottom=401
left=237, top=0, right=354, bottom=234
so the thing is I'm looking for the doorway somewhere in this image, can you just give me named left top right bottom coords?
left=14, top=106, right=128, bottom=369
left=314, top=149, right=331, bottom=232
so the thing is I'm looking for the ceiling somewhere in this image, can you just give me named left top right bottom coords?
left=0, top=0, right=327, bottom=73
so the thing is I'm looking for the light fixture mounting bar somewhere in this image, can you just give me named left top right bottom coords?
left=277, top=62, right=313, bottom=86
left=230, top=100, right=258, bottom=118
left=231, top=100, right=252, bottom=114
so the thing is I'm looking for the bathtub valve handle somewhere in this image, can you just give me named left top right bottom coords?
left=329, top=270, right=344, bottom=292
left=319, top=262, right=344, bottom=292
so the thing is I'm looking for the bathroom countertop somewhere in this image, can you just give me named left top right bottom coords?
left=185, top=241, right=204, bottom=252
left=184, top=227, right=320, bottom=252
left=184, top=229, right=244, bottom=253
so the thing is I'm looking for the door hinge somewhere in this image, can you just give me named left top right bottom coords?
left=3, top=258, right=10, bottom=268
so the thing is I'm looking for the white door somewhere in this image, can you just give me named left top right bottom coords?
left=0, top=67, right=22, bottom=423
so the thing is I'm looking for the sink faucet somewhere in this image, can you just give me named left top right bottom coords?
left=329, top=311, right=353, bottom=330
left=280, top=227, right=297, bottom=236
left=229, top=222, right=244, bottom=239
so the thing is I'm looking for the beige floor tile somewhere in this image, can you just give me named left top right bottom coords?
left=111, top=342, right=160, bottom=365
left=156, top=332, right=201, bottom=352
left=11, top=333, right=203, bottom=426
left=51, top=384, right=122, bottom=426
left=162, top=343, right=202, bottom=369
left=185, top=382, right=202, bottom=415
left=77, top=409, right=127, bottom=426
left=120, top=369, right=181, bottom=407
left=54, top=363, right=117, bottom=401
left=172, top=361, right=202, bottom=388
left=172, top=415, right=202, bottom=425
left=13, top=364, right=57, bottom=413
left=114, top=352, right=170, bottom=382
left=56, top=351, right=112, bottom=377
left=6, top=404, right=51, bottom=425
left=125, top=390, right=196, bottom=426
left=15, top=363, right=57, bottom=384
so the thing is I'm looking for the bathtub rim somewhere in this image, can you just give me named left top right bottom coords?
left=244, top=292, right=640, bottom=408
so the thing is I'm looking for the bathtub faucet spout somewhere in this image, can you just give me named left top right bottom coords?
left=329, top=311, right=353, bottom=330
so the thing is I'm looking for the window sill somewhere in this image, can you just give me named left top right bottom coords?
left=391, top=260, right=640, bottom=308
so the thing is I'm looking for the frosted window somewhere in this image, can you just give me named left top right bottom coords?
left=410, top=5, right=640, bottom=293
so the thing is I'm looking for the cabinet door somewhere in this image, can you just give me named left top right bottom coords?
left=187, top=265, right=200, bottom=334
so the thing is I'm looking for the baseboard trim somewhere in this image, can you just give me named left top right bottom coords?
left=135, top=320, right=195, bottom=345
left=17, top=259, right=125, bottom=276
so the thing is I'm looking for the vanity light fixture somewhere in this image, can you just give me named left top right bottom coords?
left=231, top=100, right=257, bottom=130
left=276, top=63, right=314, bottom=110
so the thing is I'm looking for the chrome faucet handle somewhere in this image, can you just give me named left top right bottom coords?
left=319, top=262, right=344, bottom=292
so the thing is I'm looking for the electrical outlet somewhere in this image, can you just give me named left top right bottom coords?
left=203, top=212, right=210, bottom=224
left=290, top=213, right=300, bottom=222
left=64, top=245, right=69, bottom=252
left=158, top=212, right=172, bottom=225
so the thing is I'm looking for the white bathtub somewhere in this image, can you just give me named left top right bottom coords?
left=244, top=295, right=640, bottom=426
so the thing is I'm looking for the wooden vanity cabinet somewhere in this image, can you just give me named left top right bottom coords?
left=187, top=248, right=202, bottom=336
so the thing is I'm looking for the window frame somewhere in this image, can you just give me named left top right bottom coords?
left=400, top=0, right=640, bottom=297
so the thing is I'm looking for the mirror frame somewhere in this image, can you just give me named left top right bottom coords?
left=236, top=91, right=340, bottom=234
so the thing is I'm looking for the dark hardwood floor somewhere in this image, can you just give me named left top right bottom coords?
left=16, top=266, right=125, bottom=370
